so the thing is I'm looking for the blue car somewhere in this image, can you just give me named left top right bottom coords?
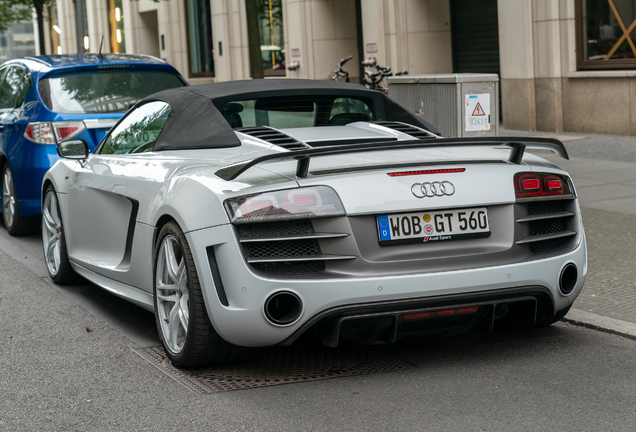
left=0, top=54, right=188, bottom=235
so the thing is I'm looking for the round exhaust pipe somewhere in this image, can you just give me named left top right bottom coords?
left=264, top=291, right=302, bottom=325
left=559, top=263, right=578, bottom=295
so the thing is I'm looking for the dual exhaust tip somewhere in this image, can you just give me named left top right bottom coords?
left=263, top=265, right=579, bottom=325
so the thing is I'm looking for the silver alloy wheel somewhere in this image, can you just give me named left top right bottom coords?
left=156, top=235, right=189, bottom=354
left=2, top=167, right=16, bottom=228
left=42, top=191, right=63, bottom=276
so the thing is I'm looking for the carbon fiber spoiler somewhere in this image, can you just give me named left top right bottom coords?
left=214, top=136, right=568, bottom=181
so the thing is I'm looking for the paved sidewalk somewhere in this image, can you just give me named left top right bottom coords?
left=504, top=127, right=636, bottom=327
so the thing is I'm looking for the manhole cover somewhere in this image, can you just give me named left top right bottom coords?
left=134, top=338, right=413, bottom=394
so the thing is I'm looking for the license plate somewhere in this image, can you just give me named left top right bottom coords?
left=377, top=207, right=490, bottom=245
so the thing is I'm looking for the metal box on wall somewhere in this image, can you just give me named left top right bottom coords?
left=387, top=74, right=499, bottom=138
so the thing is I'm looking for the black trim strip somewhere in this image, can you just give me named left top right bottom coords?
left=239, top=232, right=349, bottom=243
left=215, top=137, right=568, bottom=180
left=206, top=246, right=229, bottom=307
left=516, top=230, right=577, bottom=245
left=247, top=254, right=357, bottom=263
left=516, top=211, right=575, bottom=223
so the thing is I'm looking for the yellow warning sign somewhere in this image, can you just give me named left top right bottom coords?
left=472, top=102, right=486, bottom=116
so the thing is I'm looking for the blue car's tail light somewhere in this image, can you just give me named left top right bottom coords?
left=24, top=121, right=86, bottom=145
left=224, top=186, right=345, bottom=224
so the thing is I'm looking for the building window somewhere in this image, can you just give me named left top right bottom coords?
left=107, top=0, right=125, bottom=53
left=186, top=0, right=214, bottom=77
left=577, top=0, right=636, bottom=69
left=258, top=0, right=285, bottom=76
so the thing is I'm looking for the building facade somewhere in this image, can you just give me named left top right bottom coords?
left=32, top=0, right=636, bottom=136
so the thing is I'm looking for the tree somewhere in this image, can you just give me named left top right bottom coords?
left=0, top=0, right=52, bottom=55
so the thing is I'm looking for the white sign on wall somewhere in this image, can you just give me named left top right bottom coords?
left=465, top=94, right=491, bottom=132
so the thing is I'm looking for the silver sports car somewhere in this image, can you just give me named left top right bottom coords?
left=42, top=80, right=586, bottom=367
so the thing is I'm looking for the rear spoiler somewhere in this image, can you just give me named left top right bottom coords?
left=215, top=136, right=568, bottom=181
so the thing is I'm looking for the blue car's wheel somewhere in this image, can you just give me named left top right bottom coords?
left=1, top=164, right=36, bottom=236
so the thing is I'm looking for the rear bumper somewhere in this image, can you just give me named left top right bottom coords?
left=186, top=223, right=587, bottom=348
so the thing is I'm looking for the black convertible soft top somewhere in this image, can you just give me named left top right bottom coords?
left=141, top=79, right=440, bottom=151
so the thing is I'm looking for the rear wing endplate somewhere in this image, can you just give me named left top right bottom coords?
left=215, top=136, right=568, bottom=181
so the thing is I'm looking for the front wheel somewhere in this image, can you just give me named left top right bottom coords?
left=153, top=222, right=247, bottom=367
left=42, top=186, right=77, bottom=284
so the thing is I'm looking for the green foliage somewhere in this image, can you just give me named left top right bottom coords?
left=0, top=0, right=52, bottom=31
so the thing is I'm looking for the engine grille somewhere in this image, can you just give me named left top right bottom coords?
left=237, top=220, right=314, bottom=238
left=236, top=219, right=355, bottom=276
left=244, top=239, right=322, bottom=258
left=516, top=199, right=577, bottom=254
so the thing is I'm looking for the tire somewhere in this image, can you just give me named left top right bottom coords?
left=153, top=221, right=247, bottom=367
left=41, top=186, right=78, bottom=284
left=2, top=164, right=38, bottom=236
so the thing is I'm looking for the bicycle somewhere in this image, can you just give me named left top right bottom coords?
left=361, top=57, right=408, bottom=93
left=328, top=55, right=353, bottom=82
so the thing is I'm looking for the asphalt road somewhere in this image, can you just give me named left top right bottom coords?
left=3, top=128, right=636, bottom=430
left=2, top=241, right=636, bottom=431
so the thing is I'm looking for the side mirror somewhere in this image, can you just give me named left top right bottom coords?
left=57, top=139, right=89, bottom=160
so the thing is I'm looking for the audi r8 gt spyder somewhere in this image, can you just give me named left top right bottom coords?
left=42, top=80, right=586, bottom=367
left=0, top=54, right=187, bottom=236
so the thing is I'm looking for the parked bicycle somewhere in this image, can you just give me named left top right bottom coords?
left=361, top=57, right=407, bottom=93
left=328, top=55, right=353, bottom=82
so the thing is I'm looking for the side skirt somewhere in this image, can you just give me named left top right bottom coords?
left=70, top=261, right=154, bottom=312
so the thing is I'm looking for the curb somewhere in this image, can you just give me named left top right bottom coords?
left=564, top=308, right=636, bottom=341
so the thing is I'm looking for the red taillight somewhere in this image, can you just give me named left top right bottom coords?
left=402, top=306, right=484, bottom=321
left=387, top=168, right=466, bottom=177
left=25, top=125, right=34, bottom=140
left=23, top=121, right=85, bottom=145
left=545, top=176, right=563, bottom=191
left=521, top=178, right=540, bottom=191
left=252, top=199, right=273, bottom=210
left=293, top=194, right=316, bottom=206
left=514, top=172, right=568, bottom=199
left=57, top=126, right=79, bottom=140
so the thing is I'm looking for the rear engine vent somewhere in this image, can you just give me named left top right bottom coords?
left=237, top=126, right=309, bottom=150
left=516, top=199, right=577, bottom=254
left=369, top=121, right=437, bottom=139
left=236, top=219, right=355, bottom=276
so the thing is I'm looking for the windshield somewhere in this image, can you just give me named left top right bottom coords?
left=219, top=96, right=374, bottom=129
left=39, top=70, right=186, bottom=114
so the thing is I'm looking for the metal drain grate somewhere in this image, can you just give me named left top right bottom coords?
left=133, top=339, right=413, bottom=394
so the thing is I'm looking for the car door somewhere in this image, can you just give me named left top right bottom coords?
left=65, top=101, right=171, bottom=275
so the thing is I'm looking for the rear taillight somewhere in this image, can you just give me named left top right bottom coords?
left=24, top=121, right=86, bottom=145
left=514, top=172, right=570, bottom=199
left=225, top=186, right=345, bottom=224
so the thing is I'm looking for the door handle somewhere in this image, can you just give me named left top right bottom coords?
left=0, top=125, right=5, bottom=131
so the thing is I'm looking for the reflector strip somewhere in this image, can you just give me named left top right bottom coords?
left=387, top=168, right=466, bottom=177
left=402, top=306, right=483, bottom=321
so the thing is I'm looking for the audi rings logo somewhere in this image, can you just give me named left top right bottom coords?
left=411, top=181, right=456, bottom=198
